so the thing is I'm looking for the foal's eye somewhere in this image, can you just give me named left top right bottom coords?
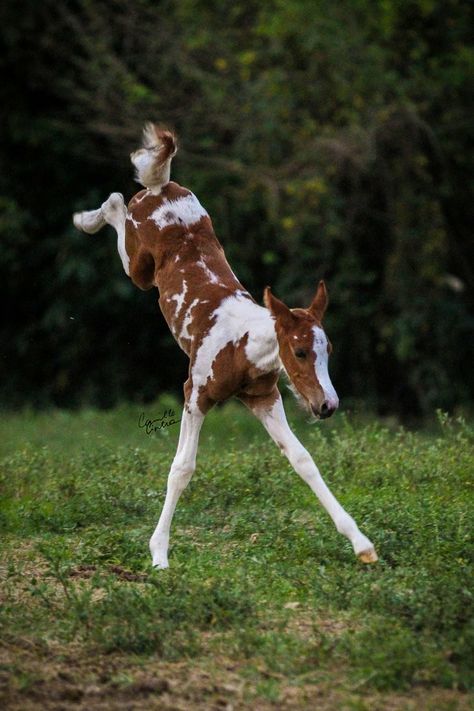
left=294, top=348, right=307, bottom=359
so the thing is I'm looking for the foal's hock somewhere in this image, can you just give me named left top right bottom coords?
left=73, top=123, right=378, bottom=569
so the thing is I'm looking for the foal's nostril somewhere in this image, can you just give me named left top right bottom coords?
left=319, top=402, right=335, bottom=419
left=312, top=402, right=332, bottom=418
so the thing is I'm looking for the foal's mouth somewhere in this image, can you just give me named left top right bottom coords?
left=310, top=402, right=336, bottom=420
left=302, top=397, right=321, bottom=422
left=286, top=380, right=334, bottom=422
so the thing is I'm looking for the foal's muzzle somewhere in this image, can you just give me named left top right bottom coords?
left=311, top=401, right=337, bottom=419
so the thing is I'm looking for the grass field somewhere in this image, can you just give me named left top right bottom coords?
left=0, top=397, right=473, bottom=710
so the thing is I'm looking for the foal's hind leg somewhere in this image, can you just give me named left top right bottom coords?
left=73, top=193, right=129, bottom=275
left=241, top=389, right=378, bottom=563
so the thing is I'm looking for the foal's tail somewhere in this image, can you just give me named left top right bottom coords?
left=131, top=123, right=178, bottom=192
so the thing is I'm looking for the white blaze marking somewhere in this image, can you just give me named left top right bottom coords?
left=149, top=193, right=208, bottom=230
left=312, top=326, right=338, bottom=407
left=189, top=293, right=280, bottom=411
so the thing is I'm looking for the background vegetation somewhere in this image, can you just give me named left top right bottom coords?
left=1, top=6, right=472, bottom=707
left=0, top=0, right=472, bottom=414
left=0, top=402, right=473, bottom=708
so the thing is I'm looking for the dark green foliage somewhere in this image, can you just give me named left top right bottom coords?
left=0, top=0, right=472, bottom=413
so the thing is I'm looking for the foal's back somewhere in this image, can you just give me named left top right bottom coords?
left=124, top=181, right=250, bottom=357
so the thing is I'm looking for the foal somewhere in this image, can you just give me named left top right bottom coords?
left=73, top=124, right=377, bottom=568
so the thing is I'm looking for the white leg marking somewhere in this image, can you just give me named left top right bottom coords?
left=73, top=206, right=106, bottom=234
left=253, top=395, right=377, bottom=562
left=73, top=193, right=129, bottom=275
left=149, top=408, right=205, bottom=569
left=100, top=193, right=129, bottom=276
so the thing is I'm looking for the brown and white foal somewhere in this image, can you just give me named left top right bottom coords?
left=73, top=124, right=378, bottom=568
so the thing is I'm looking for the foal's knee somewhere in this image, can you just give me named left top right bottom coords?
left=102, top=192, right=125, bottom=222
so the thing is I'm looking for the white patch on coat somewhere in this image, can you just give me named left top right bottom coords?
left=196, top=258, right=220, bottom=284
left=126, top=212, right=140, bottom=228
left=135, top=189, right=151, bottom=203
left=170, top=280, right=187, bottom=318
left=312, top=326, right=339, bottom=408
left=179, top=298, right=200, bottom=342
left=149, top=193, right=208, bottom=230
left=189, top=293, right=280, bottom=411
left=196, top=257, right=227, bottom=287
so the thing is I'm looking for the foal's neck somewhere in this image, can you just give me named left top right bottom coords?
left=233, top=295, right=281, bottom=373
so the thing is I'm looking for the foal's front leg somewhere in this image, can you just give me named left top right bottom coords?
left=149, top=407, right=205, bottom=568
left=242, top=391, right=378, bottom=563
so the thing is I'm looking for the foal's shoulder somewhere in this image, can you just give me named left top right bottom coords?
left=127, top=182, right=193, bottom=212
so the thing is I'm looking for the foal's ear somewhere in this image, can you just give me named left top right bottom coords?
left=264, top=287, right=295, bottom=328
left=309, top=280, right=328, bottom=322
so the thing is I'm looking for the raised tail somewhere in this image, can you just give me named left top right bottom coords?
left=130, top=123, right=178, bottom=193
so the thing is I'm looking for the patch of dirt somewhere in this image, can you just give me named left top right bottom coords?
left=67, top=564, right=97, bottom=579
left=68, top=565, right=148, bottom=582
left=0, top=639, right=472, bottom=711
left=284, top=607, right=358, bottom=641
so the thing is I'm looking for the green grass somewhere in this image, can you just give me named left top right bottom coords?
left=0, top=399, right=473, bottom=709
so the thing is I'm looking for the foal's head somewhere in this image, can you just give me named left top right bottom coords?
left=264, top=281, right=339, bottom=419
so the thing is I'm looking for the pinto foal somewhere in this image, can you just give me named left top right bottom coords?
left=73, top=124, right=378, bottom=568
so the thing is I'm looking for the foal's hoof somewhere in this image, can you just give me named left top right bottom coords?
left=151, top=558, right=169, bottom=570
left=72, top=208, right=105, bottom=234
left=357, top=547, right=378, bottom=564
left=73, top=212, right=85, bottom=231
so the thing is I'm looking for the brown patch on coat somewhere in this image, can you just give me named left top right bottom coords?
left=238, top=384, right=281, bottom=413
left=126, top=182, right=247, bottom=340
